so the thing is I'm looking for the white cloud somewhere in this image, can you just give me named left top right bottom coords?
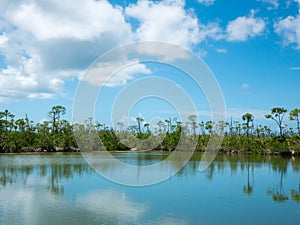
left=125, top=0, right=222, bottom=48
left=6, top=0, right=131, bottom=42
left=274, top=10, right=300, bottom=49
left=258, top=0, right=279, bottom=9
left=0, top=0, right=226, bottom=102
left=196, top=48, right=208, bottom=57
left=83, top=61, right=151, bottom=87
left=125, top=0, right=199, bottom=48
left=0, top=65, right=64, bottom=102
left=290, top=67, right=300, bottom=70
left=216, top=48, right=227, bottom=53
left=134, top=42, right=193, bottom=62
left=242, top=83, right=250, bottom=89
left=0, top=32, right=8, bottom=47
left=27, top=93, right=54, bottom=99
left=197, top=0, right=215, bottom=6
left=199, top=22, right=225, bottom=41
left=226, top=10, right=266, bottom=42
left=0, top=0, right=134, bottom=102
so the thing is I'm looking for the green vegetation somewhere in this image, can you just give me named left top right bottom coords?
left=1, top=105, right=300, bottom=155
left=0, top=106, right=76, bottom=153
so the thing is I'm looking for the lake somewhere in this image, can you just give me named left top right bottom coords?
left=0, top=152, right=299, bottom=225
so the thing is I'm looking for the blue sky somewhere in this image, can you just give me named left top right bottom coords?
left=0, top=0, right=300, bottom=129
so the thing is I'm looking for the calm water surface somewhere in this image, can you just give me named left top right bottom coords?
left=0, top=152, right=299, bottom=225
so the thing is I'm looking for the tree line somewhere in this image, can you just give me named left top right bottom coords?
left=0, top=105, right=300, bottom=154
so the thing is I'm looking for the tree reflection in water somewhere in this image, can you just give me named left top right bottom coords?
left=290, top=178, right=300, bottom=203
left=0, top=154, right=92, bottom=196
left=266, top=157, right=289, bottom=203
left=243, top=155, right=254, bottom=196
left=0, top=153, right=300, bottom=204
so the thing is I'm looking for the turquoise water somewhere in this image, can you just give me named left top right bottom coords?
left=0, top=153, right=299, bottom=225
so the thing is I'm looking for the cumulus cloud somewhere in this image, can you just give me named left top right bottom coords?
left=0, top=0, right=133, bottom=102
left=125, top=0, right=223, bottom=48
left=134, top=41, right=194, bottom=62
left=125, top=0, right=200, bottom=48
left=0, top=33, right=8, bottom=47
left=83, top=61, right=151, bottom=87
left=226, top=10, right=266, bottom=42
left=274, top=10, right=300, bottom=49
left=0, top=65, right=64, bottom=102
left=197, top=0, right=215, bottom=6
left=5, top=0, right=132, bottom=42
left=0, top=0, right=236, bottom=102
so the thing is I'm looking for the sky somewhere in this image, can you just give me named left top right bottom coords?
left=0, top=0, right=300, bottom=128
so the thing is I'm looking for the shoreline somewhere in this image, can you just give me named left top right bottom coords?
left=1, top=148, right=299, bottom=157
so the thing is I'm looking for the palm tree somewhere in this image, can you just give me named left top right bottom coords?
left=242, top=113, right=254, bottom=138
left=242, top=113, right=254, bottom=150
left=205, top=121, right=213, bottom=135
left=48, top=105, right=66, bottom=134
left=144, top=123, right=150, bottom=134
left=289, top=108, right=300, bottom=136
left=164, top=118, right=171, bottom=133
left=0, top=110, right=15, bottom=152
left=0, top=109, right=15, bottom=132
left=265, top=107, right=287, bottom=139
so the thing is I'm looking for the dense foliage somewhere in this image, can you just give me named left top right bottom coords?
left=1, top=105, right=300, bottom=154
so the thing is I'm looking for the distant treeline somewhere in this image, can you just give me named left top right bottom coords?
left=1, top=106, right=300, bottom=155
